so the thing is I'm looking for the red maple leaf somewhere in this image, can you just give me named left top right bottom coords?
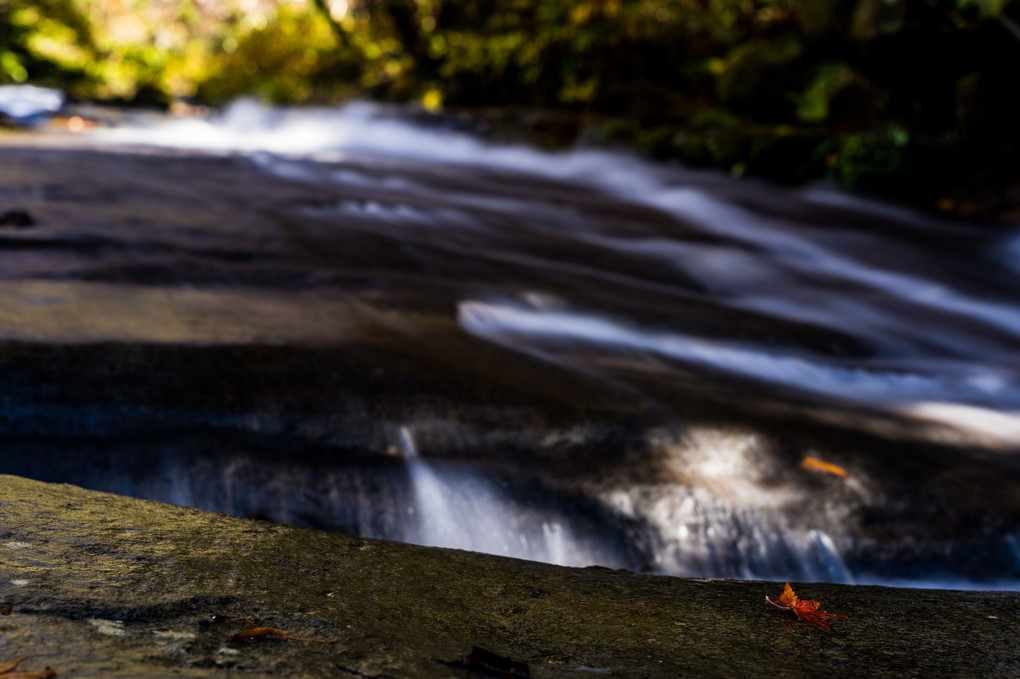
left=766, top=582, right=849, bottom=632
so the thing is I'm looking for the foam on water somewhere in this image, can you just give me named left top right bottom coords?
left=458, top=301, right=1009, bottom=402
left=98, top=99, right=509, bottom=162
left=631, top=189, right=1020, bottom=340
left=459, top=300, right=1020, bottom=444
left=0, top=85, right=63, bottom=122
left=903, top=402, right=1020, bottom=445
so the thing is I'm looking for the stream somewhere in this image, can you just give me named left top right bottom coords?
left=2, top=99, right=1019, bottom=589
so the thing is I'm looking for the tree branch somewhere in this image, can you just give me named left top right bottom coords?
left=310, top=0, right=352, bottom=49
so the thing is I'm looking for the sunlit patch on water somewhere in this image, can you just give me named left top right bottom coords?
left=596, top=426, right=859, bottom=582
left=901, top=402, right=1020, bottom=446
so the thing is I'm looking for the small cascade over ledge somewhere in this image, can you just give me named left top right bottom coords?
left=395, top=425, right=630, bottom=568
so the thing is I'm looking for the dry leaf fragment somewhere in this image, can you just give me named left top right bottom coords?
left=0, top=658, right=26, bottom=674
left=801, top=456, right=849, bottom=479
left=227, top=627, right=332, bottom=644
left=766, top=582, right=849, bottom=632
left=0, top=658, right=55, bottom=679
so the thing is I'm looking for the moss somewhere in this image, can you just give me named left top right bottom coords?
left=1, top=475, right=1018, bottom=678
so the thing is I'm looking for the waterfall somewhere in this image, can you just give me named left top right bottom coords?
left=396, top=425, right=625, bottom=568
left=0, top=97, right=1013, bottom=589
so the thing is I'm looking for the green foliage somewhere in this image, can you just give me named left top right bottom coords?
left=822, top=127, right=914, bottom=189
left=195, top=5, right=340, bottom=104
left=420, top=0, right=797, bottom=112
left=957, top=0, right=1012, bottom=17
left=0, top=0, right=93, bottom=87
left=1, top=0, right=1016, bottom=209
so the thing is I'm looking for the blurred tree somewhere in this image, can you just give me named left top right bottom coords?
left=0, top=0, right=94, bottom=88
left=1, top=0, right=1015, bottom=212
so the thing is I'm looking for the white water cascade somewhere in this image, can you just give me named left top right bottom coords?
left=395, top=425, right=624, bottom=568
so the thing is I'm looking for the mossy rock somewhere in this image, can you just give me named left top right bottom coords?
left=1, top=475, right=1019, bottom=678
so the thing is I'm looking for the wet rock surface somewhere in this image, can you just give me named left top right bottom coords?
left=0, top=138, right=1018, bottom=587
left=1, top=475, right=1018, bottom=679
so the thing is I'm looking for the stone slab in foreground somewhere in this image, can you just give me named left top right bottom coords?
left=0, top=475, right=1017, bottom=678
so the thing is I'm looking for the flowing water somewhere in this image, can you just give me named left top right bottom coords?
left=3, top=99, right=1020, bottom=589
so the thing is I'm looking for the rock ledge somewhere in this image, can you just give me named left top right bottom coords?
left=0, top=475, right=1017, bottom=677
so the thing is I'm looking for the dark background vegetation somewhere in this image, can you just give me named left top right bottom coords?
left=2, top=0, right=1018, bottom=216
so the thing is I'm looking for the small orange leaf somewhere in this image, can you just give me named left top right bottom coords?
left=0, top=657, right=56, bottom=678
left=801, top=456, right=848, bottom=479
left=766, top=582, right=849, bottom=632
left=0, top=658, right=27, bottom=674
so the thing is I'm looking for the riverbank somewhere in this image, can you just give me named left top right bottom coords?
left=2, top=474, right=1018, bottom=678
